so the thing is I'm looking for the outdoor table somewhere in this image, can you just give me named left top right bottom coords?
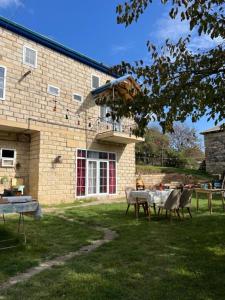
left=195, top=188, right=225, bottom=214
left=0, top=198, right=42, bottom=250
left=130, top=189, right=173, bottom=219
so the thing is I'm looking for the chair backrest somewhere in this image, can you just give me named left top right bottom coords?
left=125, top=187, right=135, bottom=203
left=179, top=189, right=193, bottom=208
left=136, top=176, right=145, bottom=190
left=164, top=189, right=181, bottom=210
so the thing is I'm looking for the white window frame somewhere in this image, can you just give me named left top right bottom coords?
left=47, top=84, right=60, bottom=96
left=76, top=149, right=117, bottom=198
left=0, top=65, right=6, bottom=101
left=1, top=148, right=16, bottom=168
left=23, top=45, right=38, bottom=68
left=91, top=74, right=100, bottom=90
left=73, top=93, right=83, bottom=103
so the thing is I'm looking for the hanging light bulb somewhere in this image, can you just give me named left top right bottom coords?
left=66, top=109, right=69, bottom=120
left=53, top=100, right=57, bottom=112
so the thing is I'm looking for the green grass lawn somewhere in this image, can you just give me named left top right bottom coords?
left=1, top=197, right=225, bottom=300
left=136, top=165, right=213, bottom=180
left=0, top=214, right=102, bottom=285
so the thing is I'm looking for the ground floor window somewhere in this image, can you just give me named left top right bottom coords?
left=76, top=149, right=116, bottom=196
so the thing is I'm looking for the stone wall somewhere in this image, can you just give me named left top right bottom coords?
left=0, top=26, right=136, bottom=204
left=204, top=131, right=225, bottom=175
left=0, top=26, right=114, bottom=129
left=29, top=132, right=40, bottom=200
left=36, top=125, right=135, bottom=204
left=136, top=173, right=203, bottom=188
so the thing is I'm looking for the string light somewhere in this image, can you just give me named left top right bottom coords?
left=53, top=100, right=57, bottom=112
left=65, top=109, right=69, bottom=120
left=2, top=72, right=137, bottom=130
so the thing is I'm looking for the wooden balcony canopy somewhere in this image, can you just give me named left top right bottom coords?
left=91, top=74, right=140, bottom=101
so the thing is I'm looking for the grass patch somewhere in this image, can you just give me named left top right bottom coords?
left=2, top=196, right=225, bottom=300
left=136, top=165, right=213, bottom=180
left=0, top=214, right=102, bottom=284
left=42, top=197, right=99, bottom=209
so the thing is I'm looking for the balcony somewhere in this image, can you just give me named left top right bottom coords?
left=95, top=119, right=144, bottom=144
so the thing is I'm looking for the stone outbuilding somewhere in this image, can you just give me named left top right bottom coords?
left=201, top=125, right=225, bottom=175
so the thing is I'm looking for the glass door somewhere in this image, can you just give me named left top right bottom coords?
left=87, top=160, right=109, bottom=195
left=87, top=160, right=97, bottom=195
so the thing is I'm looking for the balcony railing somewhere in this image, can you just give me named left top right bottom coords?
left=96, top=118, right=136, bottom=136
left=92, top=118, right=144, bottom=144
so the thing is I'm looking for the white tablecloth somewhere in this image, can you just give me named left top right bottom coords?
left=131, top=190, right=173, bottom=205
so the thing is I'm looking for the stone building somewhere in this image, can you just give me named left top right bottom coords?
left=0, top=16, right=142, bottom=204
left=202, top=125, right=225, bottom=175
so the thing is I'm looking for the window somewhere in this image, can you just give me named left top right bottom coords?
left=73, top=93, right=83, bottom=103
left=76, top=150, right=116, bottom=196
left=91, top=75, right=100, bottom=89
left=109, top=161, right=116, bottom=194
left=100, top=105, right=122, bottom=131
left=23, top=46, right=37, bottom=68
left=1, top=148, right=16, bottom=167
left=48, top=85, right=60, bottom=96
left=100, top=105, right=111, bottom=122
left=0, top=66, right=6, bottom=100
left=76, top=157, right=86, bottom=196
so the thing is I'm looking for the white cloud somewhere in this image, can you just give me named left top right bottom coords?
left=0, top=0, right=23, bottom=8
left=111, top=43, right=134, bottom=55
left=155, top=15, right=190, bottom=41
left=189, top=35, right=223, bottom=52
left=153, top=14, right=224, bottom=52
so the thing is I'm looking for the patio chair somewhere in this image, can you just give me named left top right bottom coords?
left=125, top=187, right=136, bottom=215
left=125, top=187, right=149, bottom=217
left=179, top=189, right=193, bottom=218
left=157, top=189, right=182, bottom=220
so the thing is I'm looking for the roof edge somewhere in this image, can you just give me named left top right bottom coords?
left=201, top=124, right=225, bottom=135
left=0, top=16, right=118, bottom=78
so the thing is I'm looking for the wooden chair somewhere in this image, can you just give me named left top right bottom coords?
left=125, top=187, right=149, bottom=219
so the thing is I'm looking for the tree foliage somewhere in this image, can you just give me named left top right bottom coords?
left=136, top=126, right=169, bottom=155
left=135, top=124, right=204, bottom=168
left=105, top=0, right=225, bottom=134
left=169, top=123, right=200, bottom=151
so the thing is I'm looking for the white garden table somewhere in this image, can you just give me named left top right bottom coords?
left=0, top=197, right=42, bottom=250
left=130, top=189, right=173, bottom=218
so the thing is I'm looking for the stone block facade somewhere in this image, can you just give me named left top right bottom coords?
left=0, top=19, right=137, bottom=204
left=204, top=131, right=225, bottom=175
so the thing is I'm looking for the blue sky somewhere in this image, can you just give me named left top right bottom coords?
left=0, top=0, right=222, bottom=142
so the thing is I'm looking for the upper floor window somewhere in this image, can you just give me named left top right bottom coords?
left=48, top=85, right=60, bottom=96
left=100, top=105, right=111, bottom=122
left=23, top=45, right=37, bottom=68
left=0, top=66, right=6, bottom=100
left=91, top=75, right=100, bottom=89
left=73, top=93, right=83, bottom=103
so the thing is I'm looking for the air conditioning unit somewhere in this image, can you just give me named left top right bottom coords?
left=1, top=149, right=16, bottom=167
